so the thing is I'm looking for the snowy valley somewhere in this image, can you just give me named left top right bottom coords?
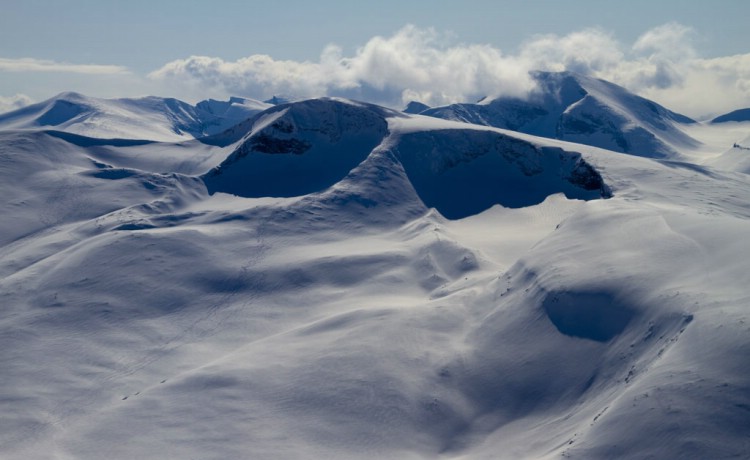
left=1, top=72, right=750, bottom=459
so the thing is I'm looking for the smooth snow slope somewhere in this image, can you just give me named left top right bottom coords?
left=710, top=131, right=750, bottom=174
left=421, top=71, right=699, bottom=159
left=1, top=96, right=749, bottom=460
left=676, top=119, right=750, bottom=173
left=0, top=93, right=270, bottom=142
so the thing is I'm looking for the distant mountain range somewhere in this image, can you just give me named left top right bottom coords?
left=2, top=70, right=748, bottom=158
left=0, top=92, right=271, bottom=142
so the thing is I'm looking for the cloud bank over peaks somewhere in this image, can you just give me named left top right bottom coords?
left=148, top=25, right=538, bottom=108
left=148, top=23, right=750, bottom=118
left=3, top=24, right=745, bottom=119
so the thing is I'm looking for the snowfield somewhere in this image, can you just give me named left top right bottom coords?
left=1, top=74, right=749, bottom=459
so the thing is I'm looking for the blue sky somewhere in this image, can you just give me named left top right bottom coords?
left=1, top=0, right=749, bottom=117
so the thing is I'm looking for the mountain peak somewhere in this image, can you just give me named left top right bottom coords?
left=203, top=97, right=392, bottom=198
left=423, top=70, right=698, bottom=158
left=265, top=95, right=294, bottom=105
left=51, top=91, right=90, bottom=102
left=403, top=101, right=431, bottom=114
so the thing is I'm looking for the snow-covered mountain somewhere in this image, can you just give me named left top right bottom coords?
left=1, top=90, right=750, bottom=460
left=420, top=71, right=699, bottom=158
left=195, top=96, right=271, bottom=123
left=204, top=99, right=393, bottom=198
left=711, top=107, right=750, bottom=123
left=0, top=92, right=270, bottom=141
left=204, top=98, right=606, bottom=217
left=403, top=100, right=431, bottom=114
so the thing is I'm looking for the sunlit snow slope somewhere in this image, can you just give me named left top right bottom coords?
left=1, top=92, right=749, bottom=460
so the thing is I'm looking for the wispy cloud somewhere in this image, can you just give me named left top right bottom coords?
left=0, top=93, right=33, bottom=113
left=0, top=57, right=129, bottom=75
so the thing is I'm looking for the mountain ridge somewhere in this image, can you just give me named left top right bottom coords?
left=203, top=98, right=609, bottom=218
left=420, top=71, right=699, bottom=158
left=0, top=71, right=712, bottom=159
left=0, top=92, right=271, bottom=142
left=711, top=107, right=750, bottom=123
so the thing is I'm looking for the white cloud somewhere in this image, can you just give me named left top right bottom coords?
left=639, top=53, right=750, bottom=119
left=149, top=25, right=537, bottom=108
left=0, top=58, right=129, bottom=75
left=518, top=28, right=624, bottom=76
left=147, top=24, right=750, bottom=118
left=611, top=23, right=694, bottom=91
left=633, top=22, right=696, bottom=61
left=515, top=23, right=695, bottom=94
left=0, top=94, right=33, bottom=113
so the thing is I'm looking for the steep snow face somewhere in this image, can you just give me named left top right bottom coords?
left=0, top=93, right=266, bottom=142
left=423, top=71, right=699, bottom=158
left=386, top=118, right=608, bottom=218
left=403, top=100, right=431, bottom=114
left=203, top=98, right=607, bottom=217
left=202, top=99, right=395, bottom=198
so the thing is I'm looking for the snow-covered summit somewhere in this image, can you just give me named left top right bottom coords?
left=0, top=93, right=268, bottom=142
left=203, top=98, right=396, bottom=198
left=403, top=100, right=431, bottom=114
left=423, top=71, right=699, bottom=158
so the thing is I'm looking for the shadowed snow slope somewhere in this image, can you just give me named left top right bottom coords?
left=203, top=98, right=609, bottom=218
left=711, top=108, right=750, bottom=123
left=1, top=94, right=750, bottom=460
left=202, top=98, right=393, bottom=198
left=403, top=100, right=431, bottom=114
left=0, top=92, right=269, bottom=141
left=386, top=118, right=608, bottom=218
left=422, top=71, right=699, bottom=159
